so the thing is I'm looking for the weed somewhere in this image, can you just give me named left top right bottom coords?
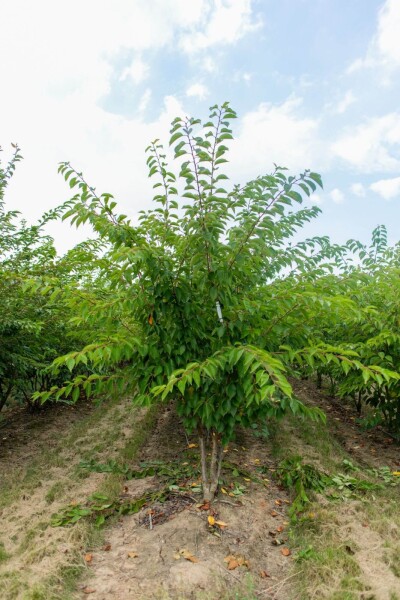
left=276, top=455, right=330, bottom=518
left=45, top=481, right=66, bottom=504
left=0, top=543, right=9, bottom=563
left=0, top=400, right=161, bottom=599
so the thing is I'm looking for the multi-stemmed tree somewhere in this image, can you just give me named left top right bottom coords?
left=37, top=103, right=398, bottom=500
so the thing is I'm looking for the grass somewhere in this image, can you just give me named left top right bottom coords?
left=153, top=574, right=259, bottom=600
left=289, top=508, right=365, bottom=600
left=0, top=544, right=9, bottom=563
left=268, top=407, right=400, bottom=600
left=0, top=397, right=160, bottom=600
left=2, top=387, right=399, bottom=599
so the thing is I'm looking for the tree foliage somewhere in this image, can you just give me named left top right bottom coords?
left=0, top=145, right=90, bottom=413
left=28, top=103, right=400, bottom=499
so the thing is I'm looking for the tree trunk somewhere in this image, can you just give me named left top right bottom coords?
left=198, top=429, right=224, bottom=502
left=0, top=381, right=13, bottom=413
left=316, top=371, right=322, bottom=389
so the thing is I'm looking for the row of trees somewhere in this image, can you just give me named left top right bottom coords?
left=0, top=145, right=93, bottom=413
left=2, top=103, right=399, bottom=499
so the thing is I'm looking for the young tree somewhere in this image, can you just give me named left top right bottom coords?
left=39, top=103, right=397, bottom=500
left=0, top=145, right=91, bottom=413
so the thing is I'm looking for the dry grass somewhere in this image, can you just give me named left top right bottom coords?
left=0, top=398, right=159, bottom=600
left=269, top=406, right=400, bottom=600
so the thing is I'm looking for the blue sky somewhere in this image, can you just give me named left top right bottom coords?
left=1, top=0, right=399, bottom=252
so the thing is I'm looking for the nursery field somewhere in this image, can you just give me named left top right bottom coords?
left=0, top=381, right=399, bottom=600
left=2, top=103, right=400, bottom=599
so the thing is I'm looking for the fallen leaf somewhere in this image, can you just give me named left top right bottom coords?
left=212, top=530, right=221, bottom=538
left=215, top=520, right=228, bottom=528
left=281, top=548, right=291, bottom=557
left=275, top=499, right=282, bottom=506
left=392, top=471, right=400, bottom=476
left=272, top=538, right=283, bottom=546
left=127, top=551, right=138, bottom=559
left=276, top=525, right=284, bottom=533
left=102, top=543, right=111, bottom=551
left=180, top=549, right=199, bottom=563
left=225, top=554, right=249, bottom=569
left=243, top=478, right=251, bottom=482
left=224, top=555, right=236, bottom=563
left=208, top=516, right=215, bottom=526
left=270, top=510, right=278, bottom=517
left=221, top=487, right=228, bottom=494
left=82, top=588, right=96, bottom=595
left=260, top=570, right=271, bottom=578
left=84, top=553, right=93, bottom=563
left=199, top=502, right=210, bottom=511
left=187, top=443, right=198, bottom=449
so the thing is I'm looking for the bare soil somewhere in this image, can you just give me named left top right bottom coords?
left=294, top=380, right=400, bottom=600
left=293, top=379, right=400, bottom=471
left=79, top=408, right=294, bottom=600
left=0, top=384, right=399, bottom=600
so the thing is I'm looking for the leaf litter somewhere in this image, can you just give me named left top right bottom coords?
left=78, top=407, right=295, bottom=599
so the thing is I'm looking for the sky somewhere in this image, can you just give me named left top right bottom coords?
left=1, top=0, right=400, bottom=253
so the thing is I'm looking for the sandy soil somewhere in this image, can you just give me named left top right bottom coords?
left=294, top=380, right=400, bottom=600
left=1, top=384, right=399, bottom=600
left=78, top=408, right=294, bottom=599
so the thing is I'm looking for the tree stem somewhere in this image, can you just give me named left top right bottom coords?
left=199, top=430, right=224, bottom=502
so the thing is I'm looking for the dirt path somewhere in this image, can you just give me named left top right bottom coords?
left=0, top=398, right=149, bottom=600
left=293, top=379, right=400, bottom=472
left=293, top=380, right=400, bottom=600
left=79, top=408, right=294, bottom=600
left=1, top=384, right=399, bottom=599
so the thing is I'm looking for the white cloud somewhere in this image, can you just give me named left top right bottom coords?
left=348, top=0, right=400, bottom=73
left=120, top=57, right=149, bottom=84
left=180, top=0, right=261, bottom=53
left=311, top=193, right=323, bottom=205
left=138, top=89, right=152, bottom=112
left=329, top=188, right=345, bottom=204
left=335, top=91, right=356, bottom=114
left=186, top=83, right=210, bottom=100
left=233, top=71, right=252, bottom=83
left=350, top=183, right=366, bottom=197
left=376, top=0, right=400, bottom=66
left=332, top=112, right=400, bottom=171
left=227, top=97, right=323, bottom=180
left=370, top=176, right=400, bottom=200
left=201, top=56, right=218, bottom=72
left=1, top=1, right=261, bottom=252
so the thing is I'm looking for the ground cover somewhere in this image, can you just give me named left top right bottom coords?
left=1, top=383, right=399, bottom=599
